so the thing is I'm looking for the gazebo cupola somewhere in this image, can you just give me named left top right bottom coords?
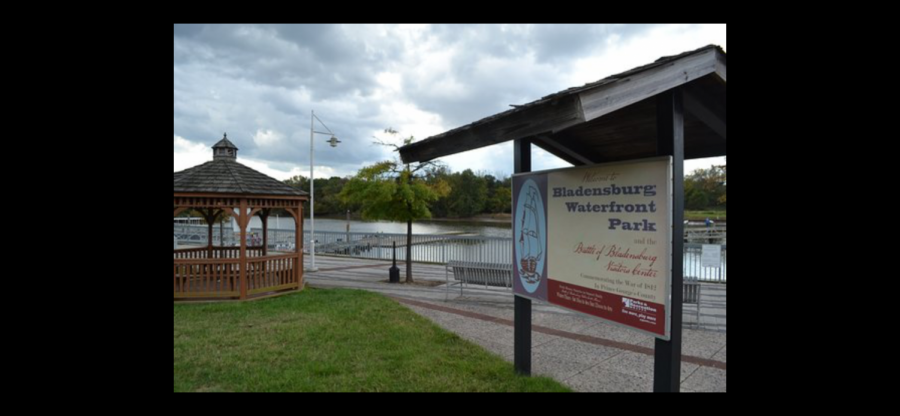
left=213, top=133, right=239, bottom=160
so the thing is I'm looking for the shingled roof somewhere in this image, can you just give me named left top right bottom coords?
left=174, top=134, right=308, bottom=197
left=400, top=44, right=726, bottom=165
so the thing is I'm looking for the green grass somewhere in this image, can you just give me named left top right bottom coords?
left=685, top=210, right=726, bottom=221
left=174, top=288, right=571, bottom=392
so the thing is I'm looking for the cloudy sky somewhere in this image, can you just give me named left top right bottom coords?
left=174, top=24, right=726, bottom=180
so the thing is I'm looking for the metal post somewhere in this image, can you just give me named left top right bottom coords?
left=389, top=241, right=400, bottom=283
left=309, top=110, right=318, bottom=271
left=654, top=88, right=685, bottom=392
left=514, top=138, right=532, bottom=376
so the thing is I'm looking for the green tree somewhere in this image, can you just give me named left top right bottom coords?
left=284, top=175, right=308, bottom=191
left=488, top=186, right=512, bottom=214
left=284, top=175, right=352, bottom=216
left=423, top=165, right=453, bottom=218
left=684, top=165, right=726, bottom=210
left=483, top=174, right=511, bottom=214
left=339, top=130, right=450, bottom=283
left=317, top=176, right=350, bottom=216
left=449, top=169, right=487, bottom=218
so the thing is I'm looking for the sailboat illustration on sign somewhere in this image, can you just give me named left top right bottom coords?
left=518, top=185, right=543, bottom=284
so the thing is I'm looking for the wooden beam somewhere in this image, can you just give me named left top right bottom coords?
left=173, top=192, right=307, bottom=202
left=399, top=95, right=584, bottom=163
left=295, top=206, right=303, bottom=290
left=259, top=208, right=270, bottom=257
left=579, top=47, right=719, bottom=124
left=247, top=208, right=263, bottom=227
left=715, top=50, right=726, bottom=83
left=686, top=143, right=727, bottom=160
left=684, top=83, right=725, bottom=141
left=532, top=134, right=595, bottom=166
left=239, top=199, right=248, bottom=300
left=284, top=206, right=299, bottom=222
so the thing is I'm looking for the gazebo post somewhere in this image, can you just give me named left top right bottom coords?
left=260, top=209, right=270, bottom=256
left=239, top=199, right=248, bottom=300
left=296, top=206, right=303, bottom=289
left=204, top=209, right=215, bottom=259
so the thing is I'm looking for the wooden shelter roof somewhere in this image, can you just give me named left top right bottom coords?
left=399, top=45, right=726, bottom=165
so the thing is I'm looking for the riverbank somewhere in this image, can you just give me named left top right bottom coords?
left=326, top=211, right=722, bottom=224
left=424, top=213, right=512, bottom=224
left=685, top=210, right=726, bottom=222
left=319, top=213, right=512, bottom=224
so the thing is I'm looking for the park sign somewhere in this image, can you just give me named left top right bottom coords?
left=513, top=157, right=673, bottom=339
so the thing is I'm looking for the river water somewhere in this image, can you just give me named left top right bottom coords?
left=180, top=216, right=725, bottom=282
left=252, top=217, right=512, bottom=238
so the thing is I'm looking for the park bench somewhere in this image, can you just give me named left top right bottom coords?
left=445, top=261, right=513, bottom=299
left=683, top=280, right=702, bottom=327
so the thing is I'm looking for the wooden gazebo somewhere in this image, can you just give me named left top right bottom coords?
left=174, top=135, right=308, bottom=301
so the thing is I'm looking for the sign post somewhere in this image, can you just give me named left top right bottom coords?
left=513, top=138, right=532, bottom=376
left=653, top=88, right=684, bottom=392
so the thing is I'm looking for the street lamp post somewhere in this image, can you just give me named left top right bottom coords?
left=308, top=110, right=340, bottom=272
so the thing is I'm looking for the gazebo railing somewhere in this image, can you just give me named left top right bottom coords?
left=247, top=254, right=299, bottom=296
left=174, top=246, right=267, bottom=260
left=174, top=258, right=241, bottom=299
left=174, top=249, right=299, bottom=300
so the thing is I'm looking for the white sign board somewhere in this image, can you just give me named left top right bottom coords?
left=513, top=156, right=673, bottom=339
left=701, top=244, right=721, bottom=269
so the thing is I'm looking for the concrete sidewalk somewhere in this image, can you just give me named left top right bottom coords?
left=304, top=256, right=726, bottom=392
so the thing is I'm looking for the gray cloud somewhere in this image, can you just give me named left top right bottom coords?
left=174, top=24, right=717, bottom=178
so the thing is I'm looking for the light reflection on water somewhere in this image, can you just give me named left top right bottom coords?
left=258, top=217, right=513, bottom=238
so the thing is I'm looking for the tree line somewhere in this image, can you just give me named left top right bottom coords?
left=283, top=164, right=726, bottom=216
left=283, top=168, right=512, bottom=219
left=684, top=165, right=726, bottom=211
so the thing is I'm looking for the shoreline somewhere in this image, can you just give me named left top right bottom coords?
left=316, top=214, right=513, bottom=225
left=422, top=215, right=512, bottom=224
left=318, top=213, right=724, bottom=225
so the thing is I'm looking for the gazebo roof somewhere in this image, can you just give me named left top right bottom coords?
left=212, top=135, right=239, bottom=150
left=174, top=134, right=308, bottom=197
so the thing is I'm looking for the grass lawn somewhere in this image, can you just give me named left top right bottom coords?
left=685, top=210, right=726, bottom=222
left=174, top=288, right=570, bottom=392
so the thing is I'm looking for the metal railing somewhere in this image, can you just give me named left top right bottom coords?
left=301, top=230, right=513, bottom=265
left=684, top=243, right=727, bottom=283
left=174, top=225, right=727, bottom=282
